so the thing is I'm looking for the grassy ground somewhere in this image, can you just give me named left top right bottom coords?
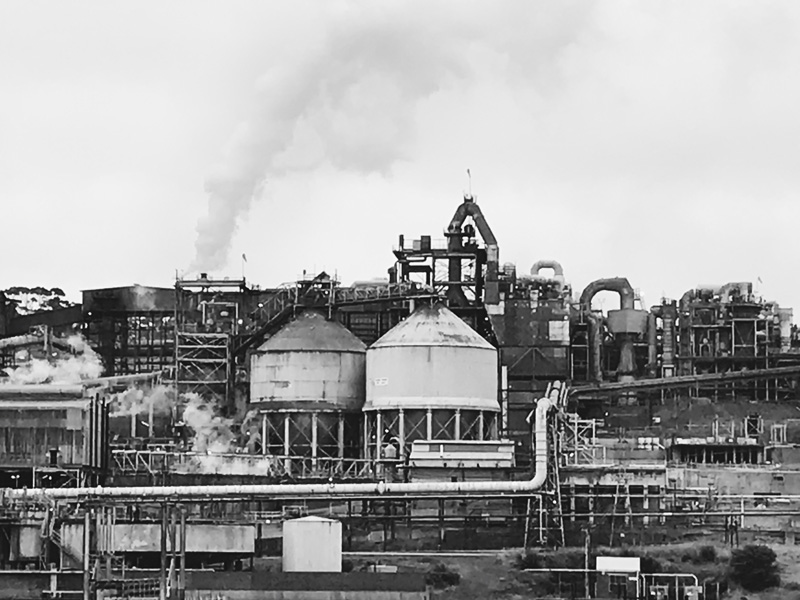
left=255, top=531, right=800, bottom=598
left=341, top=539, right=800, bottom=599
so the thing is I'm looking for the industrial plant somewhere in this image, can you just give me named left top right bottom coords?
left=1, top=194, right=799, bottom=599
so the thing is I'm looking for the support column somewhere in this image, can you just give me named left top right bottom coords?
left=338, top=413, right=345, bottom=459
left=376, top=412, right=383, bottom=455
left=643, top=487, right=650, bottom=526
left=311, top=412, right=319, bottom=465
left=398, top=409, right=405, bottom=451
left=624, top=484, right=631, bottom=527
left=179, top=508, right=186, bottom=600
left=261, top=414, right=267, bottom=456
left=83, top=509, right=91, bottom=600
left=284, top=414, right=291, bottom=474
left=363, top=414, right=369, bottom=460
left=455, top=409, right=461, bottom=440
left=478, top=411, right=485, bottom=441
left=160, top=503, right=167, bottom=600
left=501, top=366, right=509, bottom=437
left=426, top=409, right=433, bottom=440
left=569, top=484, right=576, bottom=523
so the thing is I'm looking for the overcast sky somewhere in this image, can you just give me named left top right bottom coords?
left=2, top=1, right=799, bottom=312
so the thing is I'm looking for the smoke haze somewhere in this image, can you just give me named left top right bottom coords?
left=181, top=392, right=236, bottom=454
left=2, top=335, right=103, bottom=384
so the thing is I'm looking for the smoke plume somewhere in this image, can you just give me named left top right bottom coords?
left=131, top=285, right=158, bottom=312
left=109, top=384, right=174, bottom=418
left=189, top=5, right=471, bottom=273
left=2, top=334, right=103, bottom=384
left=181, top=392, right=236, bottom=454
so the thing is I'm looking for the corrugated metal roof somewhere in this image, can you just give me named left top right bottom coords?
left=370, top=304, right=493, bottom=349
left=257, top=311, right=366, bottom=353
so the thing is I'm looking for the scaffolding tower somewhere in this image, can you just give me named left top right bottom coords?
left=174, top=276, right=247, bottom=412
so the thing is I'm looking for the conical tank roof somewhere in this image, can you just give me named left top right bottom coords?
left=370, top=304, right=493, bottom=349
left=257, top=311, right=366, bottom=353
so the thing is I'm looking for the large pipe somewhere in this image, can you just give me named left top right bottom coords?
left=0, top=333, right=43, bottom=350
left=530, top=260, right=564, bottom=281
left=4, top=384, right=561, bottom=501
left=586, top=313, right=603, bottom=384
left=579, top=278, right=634, bottom=311
left=0, top=385, right=84, bottom=397
left=647, top=312, right=658, bottom=378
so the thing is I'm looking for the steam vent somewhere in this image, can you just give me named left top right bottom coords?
left=250, top=310, right=366, bottom=458
left=363, top=303, right=500, bottom=457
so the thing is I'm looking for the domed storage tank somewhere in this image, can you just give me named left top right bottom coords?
left=364, top=304, right=500, bottom=457
left=250, top=311, right=366, bottom=460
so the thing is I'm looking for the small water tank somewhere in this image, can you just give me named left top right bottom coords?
left=250, top=311, right=366, bottom=410
left=283, top=516, right=342, bottom=572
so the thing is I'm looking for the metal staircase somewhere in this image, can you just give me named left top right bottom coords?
left=236, top=281, right=438, bottom=354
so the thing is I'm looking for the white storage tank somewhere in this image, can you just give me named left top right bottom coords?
left=364, top=304, right=500, bottom=458
left=282, top=516, right=342, bottom=572
left=249, top=311, right=367, bottom=460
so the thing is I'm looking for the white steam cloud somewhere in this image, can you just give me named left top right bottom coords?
left=189, top=4, right=472, bottom=273
left=181, top=392, right=236, bottom=454
left=109, top=386, right=263, bottom=476
left=2, top=334, right=103, bottom=384
left=110, top=384, right=174, bottom=418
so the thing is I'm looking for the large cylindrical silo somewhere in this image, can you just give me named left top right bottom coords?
left=250, top=311, right=366, bottom=460
left=363, top=304, right=500, bottom=458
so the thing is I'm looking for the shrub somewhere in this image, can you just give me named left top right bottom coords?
left=341, top=559, right=354, bottom=573
left=425, top=562, right=461, bottom=589
left=639, top=554, right=663, bottom=574
left=697, top=545, right=717, bottom=564
left=729, top=544, right=780, bottom=592
left=516, top=550, right=543, bottom=570
left=784, top=581, right=800, bottom=591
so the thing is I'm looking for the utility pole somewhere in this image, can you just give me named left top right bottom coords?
left=584, top=527, right=591, bottom=599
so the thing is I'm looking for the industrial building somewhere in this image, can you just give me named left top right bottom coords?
left=1, top=194, right=800, bottom=599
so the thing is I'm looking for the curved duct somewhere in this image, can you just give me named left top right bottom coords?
left=580, top=278, right=638, bottom=381
left=522, top=260, right=565, bottom=290
left=3, top=384, right=563, bottom=501
left=447, top=195, right=500, bottom=305
left=579, top=278, right=635, bottom=312
left=530, top=260, right=564, bottom=281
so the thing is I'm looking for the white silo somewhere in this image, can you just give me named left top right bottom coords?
left=282, top=516, right=342, bottom=572
left=363, top=304, right=500, bottom=459
left=250, top=311, right=366, bottom=460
